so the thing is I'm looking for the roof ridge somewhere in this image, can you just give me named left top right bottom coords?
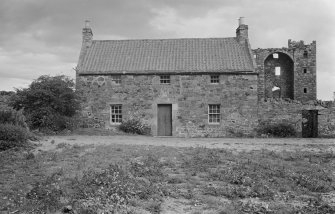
left=92, top=37, right=237, bottom=42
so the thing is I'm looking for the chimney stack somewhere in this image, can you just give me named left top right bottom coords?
left=82, top=20, right=93, bottom=48
left=236, top=17, right=248, bottom=44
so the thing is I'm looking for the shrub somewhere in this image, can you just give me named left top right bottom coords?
left=0, top=124, right=29, bottom=151
left=9, top=75, right=80, bottom=132
left=257, top=122, right=296, bottom=137
left=119, top=119, right=151, bottom=135
left=0, top=123, right=29, bottom=142
left=0, top=108, right=28, bottom=129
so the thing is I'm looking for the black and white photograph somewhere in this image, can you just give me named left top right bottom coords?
left=1, top=0, right=335, bottom=213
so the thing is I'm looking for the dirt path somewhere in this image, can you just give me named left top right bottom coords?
left=37, top=135, right=335, bottom=152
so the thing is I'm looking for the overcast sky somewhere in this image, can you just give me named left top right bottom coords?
left=0, top=0, right=334, bottom=100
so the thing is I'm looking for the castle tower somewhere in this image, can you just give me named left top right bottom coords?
left=253, top=39, right=317, bottom=102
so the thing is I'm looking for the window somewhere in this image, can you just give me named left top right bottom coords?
left=208, top=104, right=220, bottom=124
left=303, top=68, right=307, bottom=74
left=303, top=51, right=308, bottom=58
left=160, top=75, right=170, bottom=84
left=110, top=104, right=122, bottom=124
left=273, top=53, right=279, bottom=59
left=253, top=54, right=257, bottom=59
left=304, top=88, right=307, bottom=93
left=210, top=75, right=219, bottom=84
left=275, top=67, right=281, bottom=76
left=112, top=75, right=121, bottom=84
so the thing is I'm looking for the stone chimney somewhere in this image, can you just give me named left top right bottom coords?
left=236, top=17, right=248, bottom=44
left=82, top=20, right=93, bottom=48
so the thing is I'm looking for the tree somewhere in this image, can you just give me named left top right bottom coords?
left=10, top=75, right=80, bottom=132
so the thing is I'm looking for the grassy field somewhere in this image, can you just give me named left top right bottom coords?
left=1, top=139, right=335, bottom=213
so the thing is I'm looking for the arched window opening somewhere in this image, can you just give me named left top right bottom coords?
left=264, top=52, right=294, bottom=99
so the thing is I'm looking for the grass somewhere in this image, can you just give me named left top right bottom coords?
left=0, top=142, right=335, bottom=213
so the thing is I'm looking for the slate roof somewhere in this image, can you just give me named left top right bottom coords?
left=78, top=37, right=255, bottom=74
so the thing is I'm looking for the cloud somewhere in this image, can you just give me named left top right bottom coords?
left=0, top=0, right=334, bottom=99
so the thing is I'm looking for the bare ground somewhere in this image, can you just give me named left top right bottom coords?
left=38, top=135, right=335, bottom=152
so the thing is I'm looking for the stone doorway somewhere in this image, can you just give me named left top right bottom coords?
left=157, top=104, right=172, bottom=136
left=302, top=110, right=318, bottom=138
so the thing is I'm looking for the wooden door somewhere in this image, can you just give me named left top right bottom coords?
left=302, top=110, right=318, bottom=138
left=157, top=104, right=172, bottom=136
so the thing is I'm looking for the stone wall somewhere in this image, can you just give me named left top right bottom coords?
left=257, top=99, right=335, bottom=137
left=76, top=73, right=259, bottom=137
left=253, top=40, right=316, bottom=102
left=319, top=104, right=335, bottom=137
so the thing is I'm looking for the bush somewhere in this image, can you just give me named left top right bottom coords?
left=0, top=108, right=28, bottom=129
left=119, top=119, right=151, bottom=135
left=257, top=122, right=296, bottom=137
left=0, top=124, right=29, bottom=143
left=9, top=75, right=80, bottom=132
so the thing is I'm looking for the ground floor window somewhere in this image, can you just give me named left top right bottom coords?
left=208, top=104, right=220, bottom=124
left=110, top=104, right=122, bottom=124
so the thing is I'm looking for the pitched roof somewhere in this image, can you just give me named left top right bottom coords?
left=78, top=37, right=255, bottom=74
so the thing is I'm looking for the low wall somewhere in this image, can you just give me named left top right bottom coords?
left=258, top=99, right=335, bottom=137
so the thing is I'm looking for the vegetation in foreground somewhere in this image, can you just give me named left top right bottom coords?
left=1, top=142, right=335, bottom=214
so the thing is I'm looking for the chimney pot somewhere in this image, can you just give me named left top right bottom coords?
left=85, top=20, right=90, bottom=28
left=238, top=17, right=245, bottom=26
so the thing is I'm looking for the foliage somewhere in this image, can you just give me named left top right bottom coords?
left=119, top=118, right=151, bottom=135
left=0, top=124, right=29, bottom=151
left=0, top=108, right=28, bottom=129
left=0, top=91, right=15, bottom=109
left=71, top=164, right=135, bottom=213
left=9, top=75, right=80, bottom=132
left=25, top=170, right=64, bottom=213
left=257, top=122, right=296, bottom=137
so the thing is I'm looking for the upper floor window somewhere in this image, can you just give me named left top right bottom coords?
left=303, top=51, right=308, bottom=58
left=275, top=67, right=281, bottom=76
left=208, top=104, right=220, bottom=124
left=210, top=75, right=219, bottom=84
left=273, top=53, right=279, bottom=58
left=112, top=75, right=121, bottom=84
left=160, top=75, right=170, bottom=84
left=110, top=104, right=122, bottom=124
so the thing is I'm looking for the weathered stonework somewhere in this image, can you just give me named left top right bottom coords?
left=253, top=40, right=316, bottom=102
left=75, top=19, right=333, bottom=138
left=257, top=99, right=335, bottom=137
left=77, top=74, right=259, bottom=137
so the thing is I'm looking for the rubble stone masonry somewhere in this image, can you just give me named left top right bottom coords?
left=77, top=73, right=259, bottom=137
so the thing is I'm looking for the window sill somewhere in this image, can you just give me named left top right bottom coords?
left=208, top=123, right=220, bottom=125
left=110, top=123, right=121, bottom=126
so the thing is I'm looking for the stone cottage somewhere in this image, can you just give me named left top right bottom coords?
left=76, top=18, right=321, bottom=137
